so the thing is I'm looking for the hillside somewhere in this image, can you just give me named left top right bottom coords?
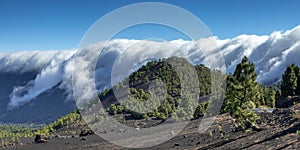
left=1, top=56, right=300, bottom=149
left=0, top=71, right=76, bottom=123
left=36, top=56, right=214, bottom=134
left=3, top=104, right=300, bottom=149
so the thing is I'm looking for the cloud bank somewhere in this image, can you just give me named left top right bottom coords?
left=1, top=25, right=300, bottom=109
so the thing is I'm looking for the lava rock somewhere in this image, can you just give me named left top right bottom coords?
left=34, top=135, right=47, bottom=143
left=79, top=129, right=94, bottom=137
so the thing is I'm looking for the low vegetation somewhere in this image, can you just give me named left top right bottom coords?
left=0, top=124, right=42, bottom=138
left=37, top=110, right=84, bottom=136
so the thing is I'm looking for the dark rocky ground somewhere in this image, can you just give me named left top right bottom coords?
left=2, top=107, right=300, bottom=150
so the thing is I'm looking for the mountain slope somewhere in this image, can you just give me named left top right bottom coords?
left=0, top=72, right=76, bottom=123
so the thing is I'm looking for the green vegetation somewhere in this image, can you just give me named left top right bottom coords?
left=194, top=101, right=209, bottom=119
left=281, top=64, right=300, bottom=97
left=108, top=104, right=118, bottom=115
left=224, top=56, right=260, bottom=130
left=42, top=56, right=282, bottom=132
left=297, top=130, right=300, bottom=136
left=259, top=85, right=276, bottom=108
left=108, top=57, right=213, bottom=121
left=223, top=57, right=277, bottom=130
left=0, top=124, right=41, bottom=138
left=37, top=110, right=83, bottom=135
left=102, top=56, right=278, bottom=130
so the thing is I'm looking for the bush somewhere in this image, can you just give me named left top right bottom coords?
left=108, top=104, right=117, bottom=115
left=297, top=130, right=300, bottom=136
left=117, top=105, right=125, bottom=113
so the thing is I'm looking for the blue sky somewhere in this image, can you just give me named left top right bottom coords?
left=1, top=0, right=300, bottom=52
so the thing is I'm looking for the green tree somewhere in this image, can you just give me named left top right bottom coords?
left=265, top=86, right=276, bottom=108
left=259, top=85, right=267, bottom=106
left=193, top=102, right=209, bottom=119
left=295, top=66, right=300, bottom=95
left=225, top=56, right=260, bottom=130
left=233, top=57, right=261, bottom=106
left=108, top=104, right=117, bottom=115
left=259, top=85, right=276, bottom=108
left=281, top=64, right=298, bottom=97
left=116, top=105, right=124, bottom=113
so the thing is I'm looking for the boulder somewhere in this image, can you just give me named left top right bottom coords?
left=79, top=129, right=94, bottom=137
left=54, top=134, right=61, bottom=139
left=34, top=135, right=47, bottom=143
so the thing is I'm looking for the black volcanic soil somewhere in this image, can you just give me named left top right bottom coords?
left=3, top=108, right=300, bottom=150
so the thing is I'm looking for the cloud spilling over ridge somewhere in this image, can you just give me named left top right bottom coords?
left=1, top=50, right=76, bottom=109
left=1, top=25, right=300, bottom=109
left=0, top=50, right=75, bottom=73
left=8, top=63, right=63, bottom=109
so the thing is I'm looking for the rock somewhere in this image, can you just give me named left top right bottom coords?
left=80, top=137, right=87, bottom=141
left=9, top=143, right=15, bottom=146
left=276, top=96, right=300, bottom=108
left=79, top=129, right=94, bottom=137
left=34, top=134, right=47, bottom=143
left=175, top=143, right=180, bottom=146
left=34, top=135, right=41, bottom=143
left=45, top=136, right=51, bottom=140
left=40, top=139, right=47, bottom=143
left=54, top=134, right=61, bottom=139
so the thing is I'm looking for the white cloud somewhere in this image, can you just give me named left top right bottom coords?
left=1, top=25, right=300, bottom=109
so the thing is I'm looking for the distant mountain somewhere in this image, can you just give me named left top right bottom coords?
left=0, top=71, right=76, bottom=123
left=0, top=25, right=299, bottom=123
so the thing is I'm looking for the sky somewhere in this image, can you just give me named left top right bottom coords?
left=0, top=0, right=300, bottom=52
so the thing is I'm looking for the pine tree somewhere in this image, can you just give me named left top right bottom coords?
left=281, top=64, right=298, bottom=97
left=295, top=66, right=300, bottom=95
left=233, top=56, right=261, bottom=107
left=225, top=56, right=260, bottom=130
left=266, top=86, right=276, bottom=108
left=259, top=85, right=276, bottom=108
left=259, top=85, right=267, bottom=106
